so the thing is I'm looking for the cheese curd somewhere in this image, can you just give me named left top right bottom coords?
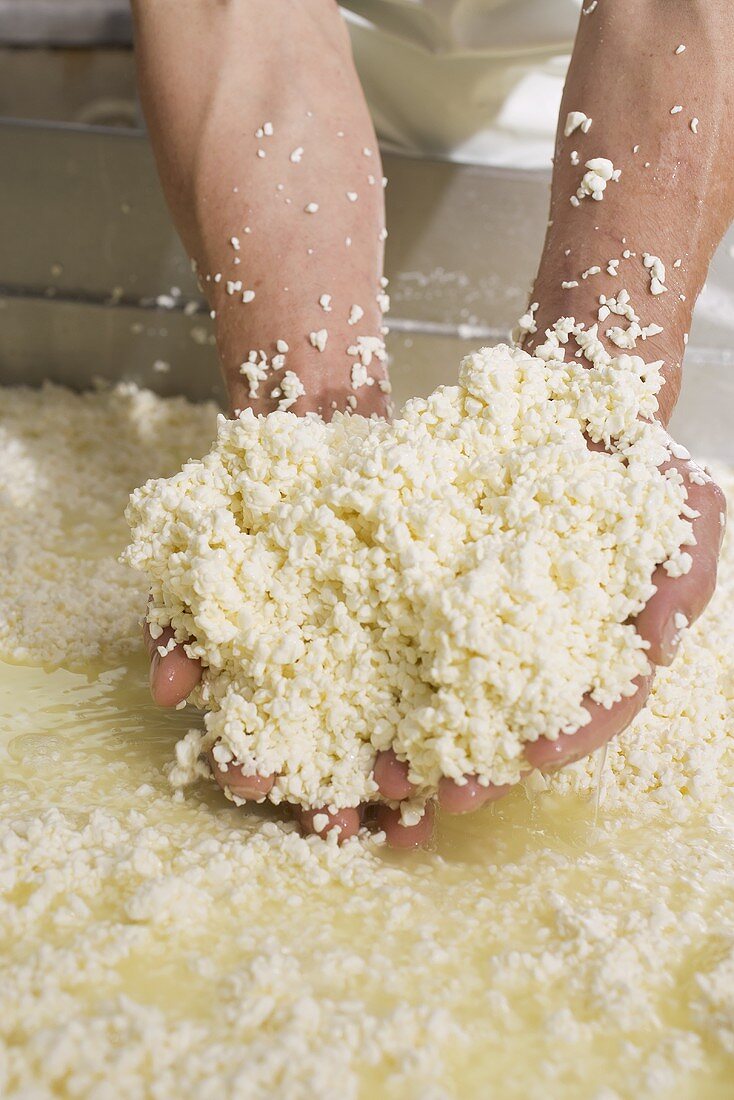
left=125, top=344, right=692, bottom=810
left=1, top=380, right=734, bottom=1099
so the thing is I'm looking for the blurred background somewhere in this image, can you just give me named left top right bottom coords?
left=1, top=0, right=732, bottom=459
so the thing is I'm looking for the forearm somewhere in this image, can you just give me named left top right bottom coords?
left=528, top=0, right=734, bottom=423
left=131, top=0, right=388, bottom=417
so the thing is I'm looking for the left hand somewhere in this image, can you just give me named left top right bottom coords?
left=146, top=431, right=725, bottom=849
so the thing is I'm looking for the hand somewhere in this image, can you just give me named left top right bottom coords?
left=135, top=0, right=407, bottom=841
left=137, top=0, right=732, bottom=846
left=145, top=430, right=724, bottom=848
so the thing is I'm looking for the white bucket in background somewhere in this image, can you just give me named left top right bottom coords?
left=341, top=0, right=582, bottom=167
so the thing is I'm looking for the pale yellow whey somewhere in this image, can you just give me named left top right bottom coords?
left=1, top=381, right=733, bottom=1099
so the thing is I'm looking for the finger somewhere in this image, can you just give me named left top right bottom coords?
left=142, top=618, right=158, bottom=658
left=150, top=643, right=203, bottom=707
left=438, top=775, right=515, bottom=814
left=208, top=751, right=275, bottom=801
left=373, top=749, right=416, bottom=801
left=145, top=624, right=203, bottom=707
left=584, top=435, right=608, bottom=455
left=525, top=673, right=653, bottom=772
left=375, top=803, right=435, bottom=849
left=296, top=806, right=362, bottom=842
left=635, top=462, right=726, bottom=666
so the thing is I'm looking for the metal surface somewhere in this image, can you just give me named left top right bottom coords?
left=0, top=118, right=549, bottom=404
left=0, top=119, right=550, bottom=319
left=0, top=1, right=131, bottom=46
left=0, top=47, right=139, bottom=125
left=1, top=114, right=734, bottom=462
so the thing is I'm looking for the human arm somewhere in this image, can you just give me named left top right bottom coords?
left=131, top=0, right=389, bottom=418
left=520, top=0, right=729, bottom=762
left=364, top=0, right=728, bottom=798
left=136, top=0, right=728, bottom=841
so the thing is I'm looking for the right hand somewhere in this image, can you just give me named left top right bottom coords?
left=145, top=443, right=725, bottom=855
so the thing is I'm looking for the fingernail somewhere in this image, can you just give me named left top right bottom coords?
left=660, top=610, right=689, bottom=665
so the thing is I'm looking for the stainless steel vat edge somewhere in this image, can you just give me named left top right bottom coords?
left=1, top=117, right=733, bottom=460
